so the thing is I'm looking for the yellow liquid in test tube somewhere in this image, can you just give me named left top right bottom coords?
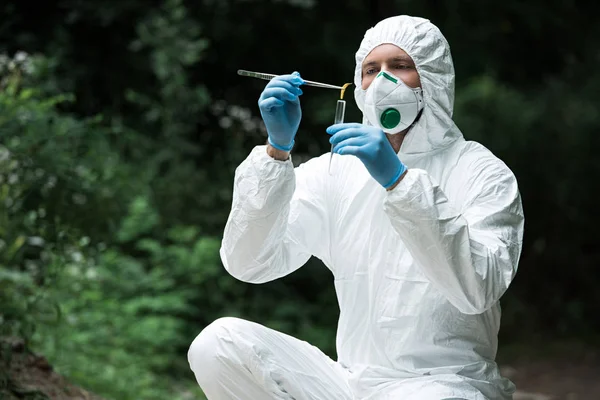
left=329, top=83, right=352, bottom=174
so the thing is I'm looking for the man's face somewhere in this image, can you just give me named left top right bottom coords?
left=361, top=44, right=421, bottom=90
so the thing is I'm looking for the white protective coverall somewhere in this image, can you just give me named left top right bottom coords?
left=188, top=15, right=524, bottom=400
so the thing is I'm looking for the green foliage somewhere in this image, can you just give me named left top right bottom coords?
left=0, top=38, right=213, bottom=400
left=33, top=223, right=216, bottom=400
left=0, top=53, right=90, bottom=343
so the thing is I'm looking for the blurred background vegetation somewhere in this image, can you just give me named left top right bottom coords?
left=0, top=0, right=599, bottom=399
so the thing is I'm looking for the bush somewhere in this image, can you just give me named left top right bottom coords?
left=0, top=51, right=215, bottom=399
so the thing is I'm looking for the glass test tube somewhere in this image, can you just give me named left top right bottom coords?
left=329, top=100, right=346, bottom=174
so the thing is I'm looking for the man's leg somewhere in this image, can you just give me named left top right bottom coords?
left=369, top=375, right=492, bottom=400
left=188, top=317, right=353, bottom=400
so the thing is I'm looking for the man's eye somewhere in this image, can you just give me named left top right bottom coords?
left=365, top=68, right=378, bottom=75
left=394, top=64, right=412, bottom=70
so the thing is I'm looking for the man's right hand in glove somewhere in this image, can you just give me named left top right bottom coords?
left=258, top=71, right=304, bottom=155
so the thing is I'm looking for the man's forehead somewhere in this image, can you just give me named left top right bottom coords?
left=362, top=44, right=414, bottom=64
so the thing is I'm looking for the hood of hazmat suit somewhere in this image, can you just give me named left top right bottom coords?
left=354, top=15, right=463, bottom=157
left=219, top=15, right=524, bottom=400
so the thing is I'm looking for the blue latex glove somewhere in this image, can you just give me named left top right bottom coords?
left=327, top=123, right=407, bottom=188
left=258, top=72, right=304, bottom=151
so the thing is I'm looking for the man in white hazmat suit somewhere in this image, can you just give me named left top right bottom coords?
left=188, top=15, right=524, bottom=400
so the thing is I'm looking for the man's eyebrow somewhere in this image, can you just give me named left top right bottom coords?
left=389, top=55, right=414, bottom=63
left=362, top=55, right=414, bottom=68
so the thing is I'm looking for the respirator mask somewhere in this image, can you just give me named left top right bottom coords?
left=358, top=71, right=424, bottom=134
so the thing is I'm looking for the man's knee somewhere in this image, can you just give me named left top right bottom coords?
left=187, top=317, right=247, bottom=377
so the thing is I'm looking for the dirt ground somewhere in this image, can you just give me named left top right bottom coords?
left=502, top=360, right=600, bottom=400
left=0, top=337, right=105, bottom=400
left=499, top=341, right=600, bottom=400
